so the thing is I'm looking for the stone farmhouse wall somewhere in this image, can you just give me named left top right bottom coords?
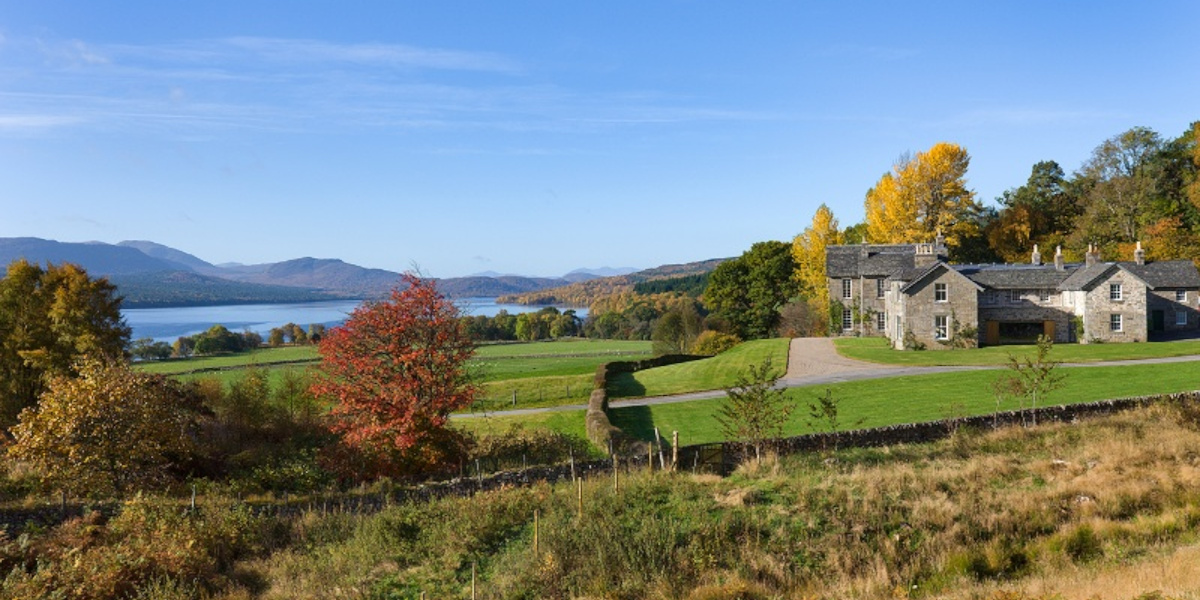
left=895, top=268, right=979, bottom=349
left=831, top=275, right=888, bottom=336
left=1149, top=289, right=1200, bottom=333
left=1084, top=270, right=1147, bottom=342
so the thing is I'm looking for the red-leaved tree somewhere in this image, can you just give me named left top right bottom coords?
left=311, top=273, right=476, bottom=479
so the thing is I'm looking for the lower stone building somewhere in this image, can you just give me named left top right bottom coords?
left=827, top=239, right=1200, bottom=350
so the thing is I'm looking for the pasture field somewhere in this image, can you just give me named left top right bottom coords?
left=836, top=335, right=1200, bottom=366
left=136, top=345, right=319, bottom=375
left=607, top=338, right=790, bottom=399
left=452, top=408, right=587, bottom=440
left=611, top=359, right=1200, bottom=445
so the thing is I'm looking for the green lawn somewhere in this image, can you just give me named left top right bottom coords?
left=452, top=408, right=588, bottom=441
left=138, top=339, right=652, bottom=379
left=476, top=339, right=651, bottom=357
left=835, top=336, right=1200, bottom=366
left=608, top=338, right=791, bottom=399
left=611, top=359, right=1200, bottom=445
left=474, top=374, right=595, bottom=412
left=136, top=345, right=319, bottom=374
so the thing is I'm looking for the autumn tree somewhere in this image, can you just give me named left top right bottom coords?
left=311, top=274, right=476, bottom=478
left=0, top=260, right=130, bottom=427
left=864, top=142, right=983, bottom=255
left=792, top=204, right=844, bottom=302
left=9, top=360, right=203, bottom=496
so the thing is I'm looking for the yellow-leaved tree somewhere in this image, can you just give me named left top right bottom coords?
left=9, top=360, right=203, bottom=497
left=864, top=142, right=981, bottom=251
left=792, top=204, right=844, bottom=302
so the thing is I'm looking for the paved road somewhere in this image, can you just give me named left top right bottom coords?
left=453, top=338, right=1200, bottom=419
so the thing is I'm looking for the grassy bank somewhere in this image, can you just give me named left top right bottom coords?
left=612, top=359, right=1200, bottom=445
left=608, top=338, right=791, bottom=399
left=836, top=335, right=1200, bottom=366
left=11, top=404, right=1200, bottom=598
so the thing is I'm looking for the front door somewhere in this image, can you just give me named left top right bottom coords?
left=1152, top=310, right=1165, bottom=332
left=985, top=321, right=999, bottom=346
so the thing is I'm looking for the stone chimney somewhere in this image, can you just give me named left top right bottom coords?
left=1054, top=245, right=1065, bottom=271
left=914, top=242, right=938, bottom=268
left=1031, top=244, right=1042, bottom=266
left=1085, top=243, right=1100, bottom=267
left=1134, top=240, right=1146, bottom=266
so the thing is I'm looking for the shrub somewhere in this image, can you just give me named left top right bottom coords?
left=1062, top=523, right=1103, bottom=562
left=691, top=330, right=741, bottom=356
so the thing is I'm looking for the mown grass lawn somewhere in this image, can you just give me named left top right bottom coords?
left=835, top=336, right=1200, bottom=366
left=611, top=359, right=1200, bottom=445
left=607, top=338, right=791, bottom=399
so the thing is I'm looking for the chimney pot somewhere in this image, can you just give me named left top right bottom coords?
left=1031, top=244, right=1042, bottom=266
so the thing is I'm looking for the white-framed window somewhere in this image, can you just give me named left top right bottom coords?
left=1176, top=290, right=1188, bottom=302
left=1110, top=283, right=1123, bottom=301
left=934, top=315, right=949, bottom=340
left=1177, top=311, right=1188, bottom=326
left=876, top=312, right=886, bottom=331
left=842, top=278, right=852, bottom=300
left=1009, top=289, right=1022, bottom=303
left=842, top=308, right=853, bottom=331
left=1110, top=313, right=1123, bottom=332
left=876, top=278, right=885, bottom=299
left=1038, top=289, right=1051, bottom=303
left=934, top=283, right=948, bottom=303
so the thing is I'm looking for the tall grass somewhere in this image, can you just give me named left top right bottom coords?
left=11, top=404, right=1197, bottom=598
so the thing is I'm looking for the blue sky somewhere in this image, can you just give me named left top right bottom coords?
left=2, top=2, right=1197, bottom=277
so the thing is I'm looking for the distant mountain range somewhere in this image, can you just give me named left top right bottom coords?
left=0, top=237, right=657, bottom=308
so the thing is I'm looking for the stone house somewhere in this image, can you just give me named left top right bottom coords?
left=827, top=238, right=1200, bottom=349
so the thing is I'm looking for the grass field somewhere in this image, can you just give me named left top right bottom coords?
left=607, top=338, right=790, bottom=399
left=136, top=345, right=319, bottom=375
left=612, top=359, right=1200, bottom=445
left=835, top=335, right=1200, bottom=366
left=452, top=408, right=587, bottom=440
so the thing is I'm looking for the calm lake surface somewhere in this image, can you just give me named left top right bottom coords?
left=123, top=298, right=586, bottom=342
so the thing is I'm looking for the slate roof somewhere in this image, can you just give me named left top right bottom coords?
left=827, top=243, right=1200, bottom=292
left=1057, top=262, right=1118, bottom=291
left=955, top=263, right=1077, bottom=290
left=899, top=262, right=983, bottom=293
left=826, top=244, right=916, bottom=278
left=1122, top=260, right=1200, bottom=289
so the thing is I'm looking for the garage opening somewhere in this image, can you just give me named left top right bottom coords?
left=991, top=321, right=1055, bottom=345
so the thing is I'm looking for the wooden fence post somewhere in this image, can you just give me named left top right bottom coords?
left=612, top=454, right=619, bottom=493
left=672, top=431, right=679, bottom=471
left=577, top=478, right=583, bottom=517
left=471, top=562, right=477, bottom=599
left=533, top=509, right=540, bottom=555
left=648, top=442, right=654, bottom=472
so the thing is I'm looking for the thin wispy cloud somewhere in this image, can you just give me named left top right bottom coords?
left=0, top=114, right=85, bottom=130
left=1, top=35, right=774, bottom=140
